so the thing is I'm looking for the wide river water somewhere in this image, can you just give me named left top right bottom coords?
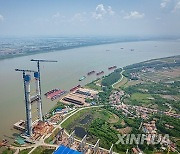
left=0, top=40, right=180, bottom=141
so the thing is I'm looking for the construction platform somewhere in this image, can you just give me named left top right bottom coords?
left=61, top=88, right=98, bottom=107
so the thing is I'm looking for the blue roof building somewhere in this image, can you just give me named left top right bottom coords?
left=53, top=145, right=82, bottom=154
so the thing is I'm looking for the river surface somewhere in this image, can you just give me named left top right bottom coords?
left=0, top=40, right=180, bottom=141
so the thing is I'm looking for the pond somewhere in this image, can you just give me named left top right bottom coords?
left=79, top=115, right=92, bottom=124
left=74, top=127, right=87, bottom=138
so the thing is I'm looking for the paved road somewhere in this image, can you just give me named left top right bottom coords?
left=11, top=105, right=104, bottom=154
left=112, top=69, right=125, bottom=88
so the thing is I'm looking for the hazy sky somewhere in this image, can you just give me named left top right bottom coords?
left=0, top=0, right=180, bottom=37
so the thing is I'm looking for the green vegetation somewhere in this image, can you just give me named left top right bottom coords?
left=46, top=101, right=66, bottom=118
left=85, top=82, right=102, bottom=91
left=122, top=80, right=180, bottom=111
left=153, top=114, right=180, bottom=138
left=102, top=68, right=122, bottom=86
left=98, top=86, right=112, bottom=104
left=45, top=128, right=60, bottom=144
left=19, top=148, right=33, bottom=154
left=113, top=76, right=128, bottom=89
left=88, top=119, right=119, bottom=150
left=61, top=107, right=114, bottom=133
left=1, top=148, right=15, bottom=154
left=31, top=146, right=55, bottom=154
left=130, top=93, right=152, bottom=104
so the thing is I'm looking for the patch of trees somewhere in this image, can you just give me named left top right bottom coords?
left=153, top=114, right=180, bottom=138
left=88, top=118, right=134, bottom=153
left=101, top=68, right=122, bottom=86
left=124, top=82, right=179, bottom=95
left=98, top=86, right=112, bottom=104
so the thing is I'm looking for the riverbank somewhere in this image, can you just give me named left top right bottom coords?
left=0, top=40, right=180, bottom=142
left=0, top=37, right=153, bottom=61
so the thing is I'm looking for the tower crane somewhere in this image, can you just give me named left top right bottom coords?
left=30, top=59, right=57, bottom=121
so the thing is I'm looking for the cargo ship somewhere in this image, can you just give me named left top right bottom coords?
left=96, top=71, right=104, bottom=76
left=44, top=88, right=59, bottom=96
left=70, top=85, right=81, bottom=92
left=87, top=71, right=95, bottom=75
left=51, top=91, right=67, bottom=101
left=79, top=76, right=86, bottom=81
left=108, top=66, right=117, bottom=70
left=45, top=89, right=67, bottom=101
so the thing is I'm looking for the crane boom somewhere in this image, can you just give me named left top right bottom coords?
left=30, top=59, right=57, bottom=62
left=15, top=69, right=36, bottom=73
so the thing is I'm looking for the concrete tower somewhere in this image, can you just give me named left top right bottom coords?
left=34, top=72, right=43, bottom=121
left=24, top=74, right=32, bottom=136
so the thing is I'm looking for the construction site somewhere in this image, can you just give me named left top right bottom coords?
left=8, top=59, right=119, bottom=154
left=53, top=129, right=114, bottom=154
left=61, top=87, right=98, bottom=106
left=13, top=59, right=58, bottom=142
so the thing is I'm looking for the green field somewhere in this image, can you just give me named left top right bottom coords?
left=19, top=148, right=33, bottom=154
left=130, top=93, right=152, bottom=103
left=113, top=76, right=128, bottom=89
left=31, top=146, right=55, bottom=154
left=85, top=82, right=102, bottom=91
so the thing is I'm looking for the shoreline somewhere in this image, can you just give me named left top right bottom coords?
left=2, top=54, right=180, bottom=153
left=0, top=38, right=173, bottom=61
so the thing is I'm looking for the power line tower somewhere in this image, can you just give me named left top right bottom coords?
left=30, top=59, right=57, bottom=121
left=15, top=69, right=37, bottom=136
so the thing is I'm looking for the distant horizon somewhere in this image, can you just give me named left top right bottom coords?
left=0, top=0, right=180, bottom=36
left=0, top=35, right=180, bottom=40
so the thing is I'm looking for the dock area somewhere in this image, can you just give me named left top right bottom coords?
left=13, top=120, right=26, bottom=131
left=61, top=87, right=98, bottom=106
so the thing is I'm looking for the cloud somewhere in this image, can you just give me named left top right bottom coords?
left=107, top=6, right=115, bottom=16
left=71, top=12, right=87, bottom=22
left=174, top=0, right=180, bottom=11
left=52, top=12, right=61, bottom=18
left=0, top=14, right=4, bottom=22
left=124, top=11, right=145, bottom=19
left=92, top=4, right=115, bottom=20
left=52, top=12, right=65, bottom=19
left=160, top=0, right=171, bottom=8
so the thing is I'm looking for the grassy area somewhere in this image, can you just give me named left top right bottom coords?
left=85, top=82, right=102, bottom=91
left=1, top=148, right=15, bottom=154
left=31, top=146, right=55, bottom=154
left=61, top=108, right=90, bottom=131
left=44, top=128, right=60, bottom=144
left=108, top=113, right=119, bottom=123
left=130, top=93, right=152, bottom=104
left=61, top=107, right=117, bottom=135
left=113, top=76, right=128, bottom=89
left=19, top=148, right=33, bottom=154
left=102, top=68, right=122, bottom=87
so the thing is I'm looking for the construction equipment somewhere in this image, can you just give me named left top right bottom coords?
left=30, top=59, right=57, bottom=121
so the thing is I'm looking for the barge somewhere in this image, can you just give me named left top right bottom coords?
left=45, top=89, right=66, bottom=101
left=87, top=71, right=95, bottom=75
left=108, top=66, right=117, bottom=70
left=96, top=71, right=104, bottom=76
left=70, top=85, right=81, bottom=92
